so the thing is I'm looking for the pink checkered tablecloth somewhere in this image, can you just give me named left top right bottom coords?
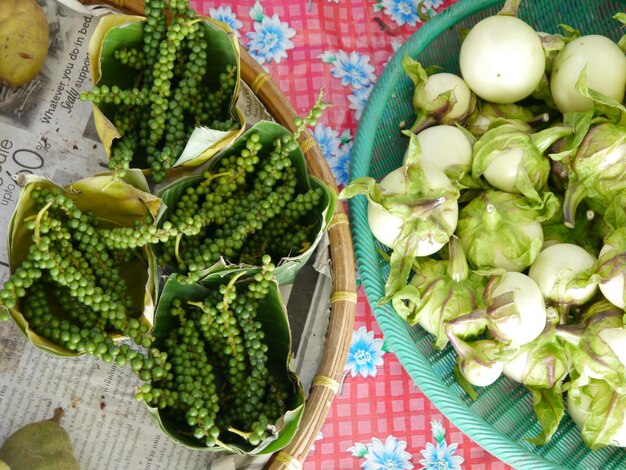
left=187, top=1, right=515, bottom=468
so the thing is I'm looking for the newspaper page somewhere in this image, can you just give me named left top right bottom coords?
left=0, top=2, right=332, bottom=469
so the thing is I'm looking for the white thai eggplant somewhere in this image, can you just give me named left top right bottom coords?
left=502, top=310, right=570, bottom=444
left=339, top=133, right=460, bottom=303
left=503, top=310, right=569, bottom=386
left=456, top=190, right=559, bottom=272
left=594, top=230, right=626, bottom=309
left=402, top=56, right=476, bottom=133
left=446, top=331, right=509, bottom=387
left=567, top=378, right=626, bottom=449
left=558, top=122, right=626, bottom=227
left=464, top=100, right=549, bottom=138
left=472, top=120, right=572, bottom=203
left=557, top=301, right=626, bottom=394
left=562, top=302, right=626, bottom=449
left=550, top=34, right=626, bottom=113
left=447, top=272, right=547, bottom=348
left=364, top=165, right=459, bottom=255
left=529, top=243, right=597, bottom=305
left=391, top=236, right=487, bottom=349
left=459, top=0, right=545, bottom=104
left=402, top=125, right=474, bottom=178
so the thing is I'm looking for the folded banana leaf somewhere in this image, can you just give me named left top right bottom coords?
left=6, top=171, right=160, bottom=356
left=86, top=13, right=244, bottom=180
left=145, top=267, right=305, bottom=454
left=154, top=120, right=336, bottom=285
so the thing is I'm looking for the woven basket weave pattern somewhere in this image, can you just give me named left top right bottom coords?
left=77, top=1, right=357, bottom=468
left=351, top=1, right=625, bottom=469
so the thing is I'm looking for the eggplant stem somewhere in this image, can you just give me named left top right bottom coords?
left=528, top=112, right=551, bottom=128
left=563, top=179, right=587, bottom=228
left=488, top=291, right=517, bottom=320
left=498, top=0, right=521, bottom=16
left=531, top=125, right=574, bottom=154
left=50, top=407, right=64, bottom=425
left=557, top=303, right=571, bottom=325
left=447, top=236, right=469, bottom=282
left=410, top=114, right=437, bottom=134
left=555, top=324, right=583, bottom=345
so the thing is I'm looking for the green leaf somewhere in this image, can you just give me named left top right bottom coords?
left=456, top=191, right=560, bottom=271
left=527, top=384, right=565, bottom=445
left=399, top=240, right=487, bottom=349
left=604, top=193, right=626, bottom=232
left=453, top=364, right=478, bottom=400
left=380, top=220, right=423, bottom=304
left=562, top=122, right=626, bottom=224
left=88, top=14, right=245, bottom=174
left=579, top=379, right=626, bottom=450
left=574, top=67, right=626, bottom=124
left=521, top=335, right=570, bottom=389
left=616, top=13, right=626, bottom=52
left=471, top=121, right=569, bottom=203
left=7, top=172, right=160, bottom=357
left=401, top=55, right=428, bottom=87
left=155, top=121, right=335, bottom=285
left=148, top=271, right=305, bottom=454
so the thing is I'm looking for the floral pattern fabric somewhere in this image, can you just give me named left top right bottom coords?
left=191, top=1, right=513, bottom=468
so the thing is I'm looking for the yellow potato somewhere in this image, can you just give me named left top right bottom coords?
left=0, top=0, right=49, bottom=87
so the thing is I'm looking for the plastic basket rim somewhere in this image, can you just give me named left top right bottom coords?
left=349, top=0, right=610, bottom=468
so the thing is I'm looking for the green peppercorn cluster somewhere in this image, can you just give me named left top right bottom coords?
left=0, top=186, right=156, bottom=355
left=0, top=95, right=330, bottom=451
left=136, top=257, right=290, bottom=447
left=156, top=100, right=330, bottom=282
left=87, top=97, right=330, bottom=285
left=80, top=0, right=240, bottom=182
left=156, top=130, right=325, bottom=282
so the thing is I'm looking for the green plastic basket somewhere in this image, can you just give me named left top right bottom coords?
left=350, top=1, right=626, bottom=468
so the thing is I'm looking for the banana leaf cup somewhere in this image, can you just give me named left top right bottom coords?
left=5, top=171, right=161, bottom=356
left=85, top=11, right=245, bottom=182
left=153, top=120, right=337, bottom=285
left=143, top=266, right=306, bottom=454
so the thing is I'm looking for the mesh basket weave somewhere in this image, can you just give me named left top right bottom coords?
left=350, top=1, right=626, bottom=469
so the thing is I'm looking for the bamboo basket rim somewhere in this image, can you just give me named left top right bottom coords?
left=77, top=1, right=357, bottom=468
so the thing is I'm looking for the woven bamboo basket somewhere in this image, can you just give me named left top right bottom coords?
left=78, top=1, right=357, bottom=468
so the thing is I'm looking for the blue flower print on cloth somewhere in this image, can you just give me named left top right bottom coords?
left=209, top=5, right=243, bottom=37
left=374, top=0, right=444, bottom=26
left=313, top=123, right=341, bottom=160
left=377, top=0, right=422, bottom=27
left=320, top=50, right=376, bottom=90
left=329, top=140, right=352, bottom=187
left=419, top=420, right=464, bottom=470
left=349, top=435, right=414, bottom=470
left=423, top=0, right=445, bottom=9
left=246, top=2, right=296, bottom=65
left=345, top=326, right=385, bottom=378
left=348, top=84, right=372, bottom=121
